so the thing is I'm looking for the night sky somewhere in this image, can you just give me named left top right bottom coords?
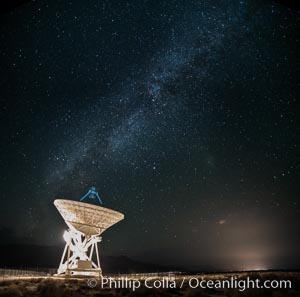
left=0, top=0, right=299, bottom=271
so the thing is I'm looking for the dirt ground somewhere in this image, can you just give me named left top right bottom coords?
left=0, top=271, right=299, bottom=297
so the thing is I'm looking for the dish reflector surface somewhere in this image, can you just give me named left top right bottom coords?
left=54, top=199, right=124, bottom=235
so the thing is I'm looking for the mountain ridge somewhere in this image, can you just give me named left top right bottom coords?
left=0, top=243, right=215, bottom=273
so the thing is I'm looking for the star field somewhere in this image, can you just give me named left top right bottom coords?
left=0, top=0, right=299, bottom=270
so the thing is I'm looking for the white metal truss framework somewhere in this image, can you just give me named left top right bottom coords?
left=57, top=230, right=102, bottom=277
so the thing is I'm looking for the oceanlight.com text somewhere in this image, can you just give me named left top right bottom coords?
left=87, top=276, right=292, bottom=292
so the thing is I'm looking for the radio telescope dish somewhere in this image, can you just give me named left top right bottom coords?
left=54, top=199, right=124, bottom=236
left=54, top=190, right=124, bottom=278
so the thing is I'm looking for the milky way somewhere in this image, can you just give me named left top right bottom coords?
left=46, top=2, right=238, bottom=182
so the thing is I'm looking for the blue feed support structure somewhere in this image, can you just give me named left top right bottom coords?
left=80, top=187, right=103, bottom=205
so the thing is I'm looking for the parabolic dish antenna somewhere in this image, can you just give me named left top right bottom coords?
left=54, top=199, right=124, bottom=236
left=54, top=188, right=124, bottom=277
